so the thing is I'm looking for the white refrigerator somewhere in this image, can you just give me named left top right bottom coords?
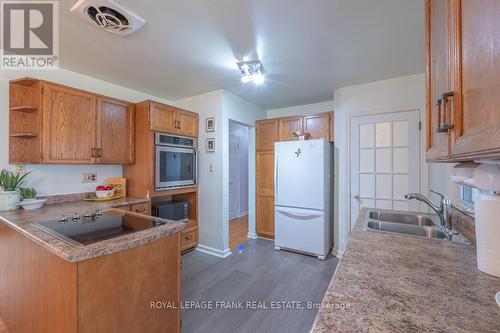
left=274, top=139, right=333, bottom=260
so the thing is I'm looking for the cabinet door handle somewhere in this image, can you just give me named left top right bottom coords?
left=185, top=235, right=193, bottom=240
left=435, top=91, right=455, bottom=133
left=91, top=148, right=97, bottom=157
left=97, top=148, right=102, bottom=158
left=135, top=208, right=146, bottom=213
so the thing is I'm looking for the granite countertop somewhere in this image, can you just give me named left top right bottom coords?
left=0, top=197, right=186, bottom=263
left=312, top=208, right=500, bottom=333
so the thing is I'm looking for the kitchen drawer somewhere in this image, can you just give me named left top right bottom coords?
left=181, top=227, right=197, bottom=251
left=131, top=202, right=150, bottom=215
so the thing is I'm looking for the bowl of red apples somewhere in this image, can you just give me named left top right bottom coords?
left=95, top=185, right=115, bottom=198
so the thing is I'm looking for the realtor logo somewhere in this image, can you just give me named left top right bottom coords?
left=1, top=1, right=58, bottom=69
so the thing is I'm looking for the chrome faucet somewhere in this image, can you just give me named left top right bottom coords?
left=405, top=190, right=452, bottom=234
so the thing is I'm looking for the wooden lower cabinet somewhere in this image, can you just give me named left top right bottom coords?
left=131, top=202, right=150, bottom=214
left=256, top=196, right=275, bottom=238
left=256, top=151, right=274, bottom=196
left=116, top=202, right=151, bottom=215
left=181, top=226, right=198, bottom=251
left=0, top=222, right=181, bottom=333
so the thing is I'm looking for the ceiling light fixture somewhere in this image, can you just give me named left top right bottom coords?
left=236, top=59, right=265, bottom=85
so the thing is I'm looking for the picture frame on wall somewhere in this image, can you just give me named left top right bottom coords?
left=206, top=138, right=215, bottom=152
left=206, top=117, right=215, bottom=132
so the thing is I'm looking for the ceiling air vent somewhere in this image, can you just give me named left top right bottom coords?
left=70, top=0, right=145, bottom=36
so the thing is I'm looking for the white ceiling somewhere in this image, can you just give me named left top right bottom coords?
left=59, top=0, right=425, bottom=109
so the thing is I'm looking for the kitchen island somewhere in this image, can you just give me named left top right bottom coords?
left=0, top=197, right=186, bottom=333
left=312, top=208, right=500, bottom=333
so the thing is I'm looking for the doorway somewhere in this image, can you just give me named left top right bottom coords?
left=228, top=120, right=249, bottom=249
left=349, top=110, right=421, bottom=228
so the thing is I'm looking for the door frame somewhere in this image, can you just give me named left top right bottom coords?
left=229, top=135, right=241, bottom=220
left=346, top=109, right=427, bottom=233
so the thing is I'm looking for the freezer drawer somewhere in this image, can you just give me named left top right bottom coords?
left=275, top=206, right=329, bottom=258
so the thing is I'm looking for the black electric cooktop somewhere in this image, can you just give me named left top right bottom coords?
left=32, top=210, right=167, bottom=247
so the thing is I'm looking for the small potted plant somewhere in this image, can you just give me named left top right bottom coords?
left=18, top=187, right=46, bottom=210
left=0, top=169, right=30, bottom=211
left=292, top=130, right=310, bottom=141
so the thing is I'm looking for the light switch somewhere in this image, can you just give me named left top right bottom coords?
left=209, top=164, right=214, bottom=173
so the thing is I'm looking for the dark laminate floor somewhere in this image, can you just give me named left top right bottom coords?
left=181, top=238, right=339, bottom=333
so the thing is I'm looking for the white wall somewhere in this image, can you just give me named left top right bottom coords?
left=174, top=91, right=225, bottom=254
left=229, top=121, right=249, bottom=216
left=222, top=91, right=267, bottom=248
left=175, top=90, right=265, bottom=256
left=0, top=68, right=170, bottom=196
left=333, top=73, right=428, bottom=254
left=267, top=100, right=334, bottom=119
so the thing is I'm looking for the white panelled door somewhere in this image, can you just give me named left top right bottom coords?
left=350, top=111, right=421, bottom=228
left=229, top=136, right=240, bottom=220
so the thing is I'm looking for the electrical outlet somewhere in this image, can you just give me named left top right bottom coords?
left=82, top=173, right=97, bottom=183
left=16, top=165, right=26, bottom=174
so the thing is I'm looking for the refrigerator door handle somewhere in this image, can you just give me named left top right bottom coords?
left=275, top=156, right=278, bottom=202
left=276, top=209, right=322, bottom=220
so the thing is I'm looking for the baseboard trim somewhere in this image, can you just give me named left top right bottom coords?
left=247, top=232, right=257, bottom=239
left=332, top=247, right=344, bottom=258
left=195, top=244, right=232, bottom=258
left=230, top=211, right=249, bottom=220
left=256, top=235, right=274, bottom=241
left=237, top=211, right=248, bottom=218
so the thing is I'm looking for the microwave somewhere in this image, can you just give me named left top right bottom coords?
left=153, top=201, right=189, bottom=222
left=155, top=133, right=197, bottom=190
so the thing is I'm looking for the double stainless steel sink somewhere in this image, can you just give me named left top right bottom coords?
left=364, top=210, right=470, bottom=244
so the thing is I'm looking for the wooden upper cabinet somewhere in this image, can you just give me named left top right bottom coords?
left=9, top=78, right=136, bottom=164
left=176, top=110, right=198, bottom=137
left=256, top=119, right=279, bottom=151
left=149, top=102, right=198, bottom=137
left=279, top=117, right=303, bottom=141
left=150, top=102, right=177, bottom=133
left=96, top=97, right=135, bottom=164
left=451, top=0, right=500, bottom=159
left=304, top=113, right=332, bottom=141
left=42, top=82, right=97, bottom=164
left=426, top=0, right=500, bottom=162
left=425, top=0, right=456, bottom=161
